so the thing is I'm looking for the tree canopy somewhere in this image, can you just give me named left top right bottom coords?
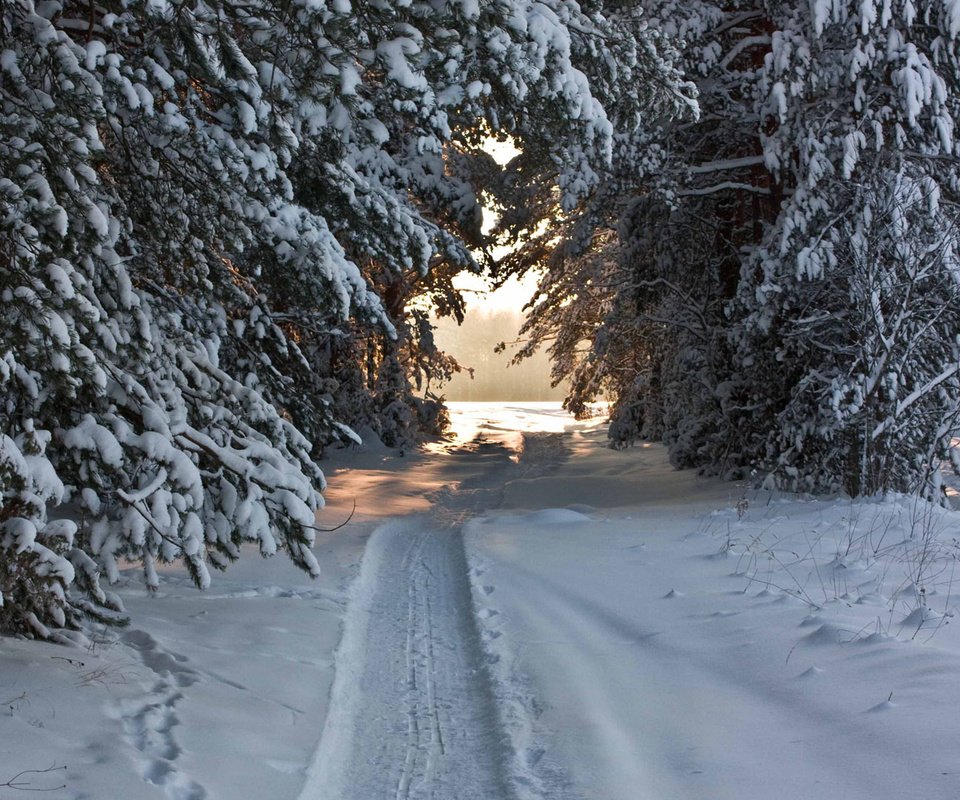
left=0, top=0, right=689, bottom=636
left=495, top=0, right=960, bottom=500
left=6, top=0, right=960, bottom=639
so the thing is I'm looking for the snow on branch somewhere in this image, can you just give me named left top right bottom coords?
left=678, top=181, right=772, bottom=197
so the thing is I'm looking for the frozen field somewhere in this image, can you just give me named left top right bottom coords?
left=3, top=403, right=960, bottom=799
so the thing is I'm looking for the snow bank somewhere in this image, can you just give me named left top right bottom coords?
left=464, top=406, right=960, bottom=800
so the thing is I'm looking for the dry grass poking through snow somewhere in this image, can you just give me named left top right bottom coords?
left=717, top=491, right=960, bottom=644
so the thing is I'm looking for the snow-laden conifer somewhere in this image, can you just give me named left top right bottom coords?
left=1, top=0, right=682, bottom=636
left=738, top=0, right=960, bottom=496
left=502, top=0, right=960, bottom=500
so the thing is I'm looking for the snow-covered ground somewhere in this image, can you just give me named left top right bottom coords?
left=3, top=403, right=960, bottom=799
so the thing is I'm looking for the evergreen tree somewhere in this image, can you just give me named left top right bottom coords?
left=1, top=0, right=686, bottom=636
left=493, top=0, right=752, bottom=466
left=502, top=0, right=960, bottom=499
left=737, top=0, right=960, bottom=496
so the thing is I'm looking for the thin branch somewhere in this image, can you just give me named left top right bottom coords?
left=687, top=155, right=766, bottom=174
left=303, top=499, right=357, bottom=533
left=678, top=181, right=771, bottom=197
left=1, top=764, right=67, bottom=793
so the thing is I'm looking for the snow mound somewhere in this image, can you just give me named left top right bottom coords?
left=497, top=508, right=593, bottom=525
left=350, top=426, right=393, bottom=454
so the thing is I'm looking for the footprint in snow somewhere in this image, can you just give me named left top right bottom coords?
left=118, top=630, right=207, bottom=800
left=525, top=747, right=546, bottom=767
left=122, top=630, right=196, bottom=688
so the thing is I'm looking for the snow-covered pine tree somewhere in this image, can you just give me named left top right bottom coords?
left=736, top=0, right=960, bottom=497
left=502, top=1, right=960, bottom=500
left=0, top=0, right=388, bottom=638
left=609, top=0, right=781, bottom=472
left=492, top=0, right=757, bottom=470
left=1, top=0, right=687, bottom=637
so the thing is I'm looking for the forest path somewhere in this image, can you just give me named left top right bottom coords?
left=297, top=430, right=568, bottom=800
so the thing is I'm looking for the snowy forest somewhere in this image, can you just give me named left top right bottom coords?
left=3, top=0, right=960, bottom=646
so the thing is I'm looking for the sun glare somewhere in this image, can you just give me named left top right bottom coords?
left=484, top=135, right=520, bottom=166
left=452, top=270, right=540, bottom=315
left=424, top=133, right=562, bottom=402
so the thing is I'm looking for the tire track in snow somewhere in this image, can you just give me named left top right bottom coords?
left=468, top=545, right=911, bottom=800
left=299, top=431, right=569, bottom=800
left=300, top=519, right=511, bottom=800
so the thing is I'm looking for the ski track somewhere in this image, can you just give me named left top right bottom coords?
left=300, top=431, right=567, bottom=800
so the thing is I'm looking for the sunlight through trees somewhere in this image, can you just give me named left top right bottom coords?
left=4, top=0, right=960, bottom=638
left=0, top=0, right=688, bottom=635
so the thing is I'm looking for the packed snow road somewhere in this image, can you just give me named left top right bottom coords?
left=6, top=404, right=960, bottom=800
left=306, top=404, right=960, bottom=800
left=299, top=428, right=572, bottom=800
left=299, top=519, right=510, bottom=800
